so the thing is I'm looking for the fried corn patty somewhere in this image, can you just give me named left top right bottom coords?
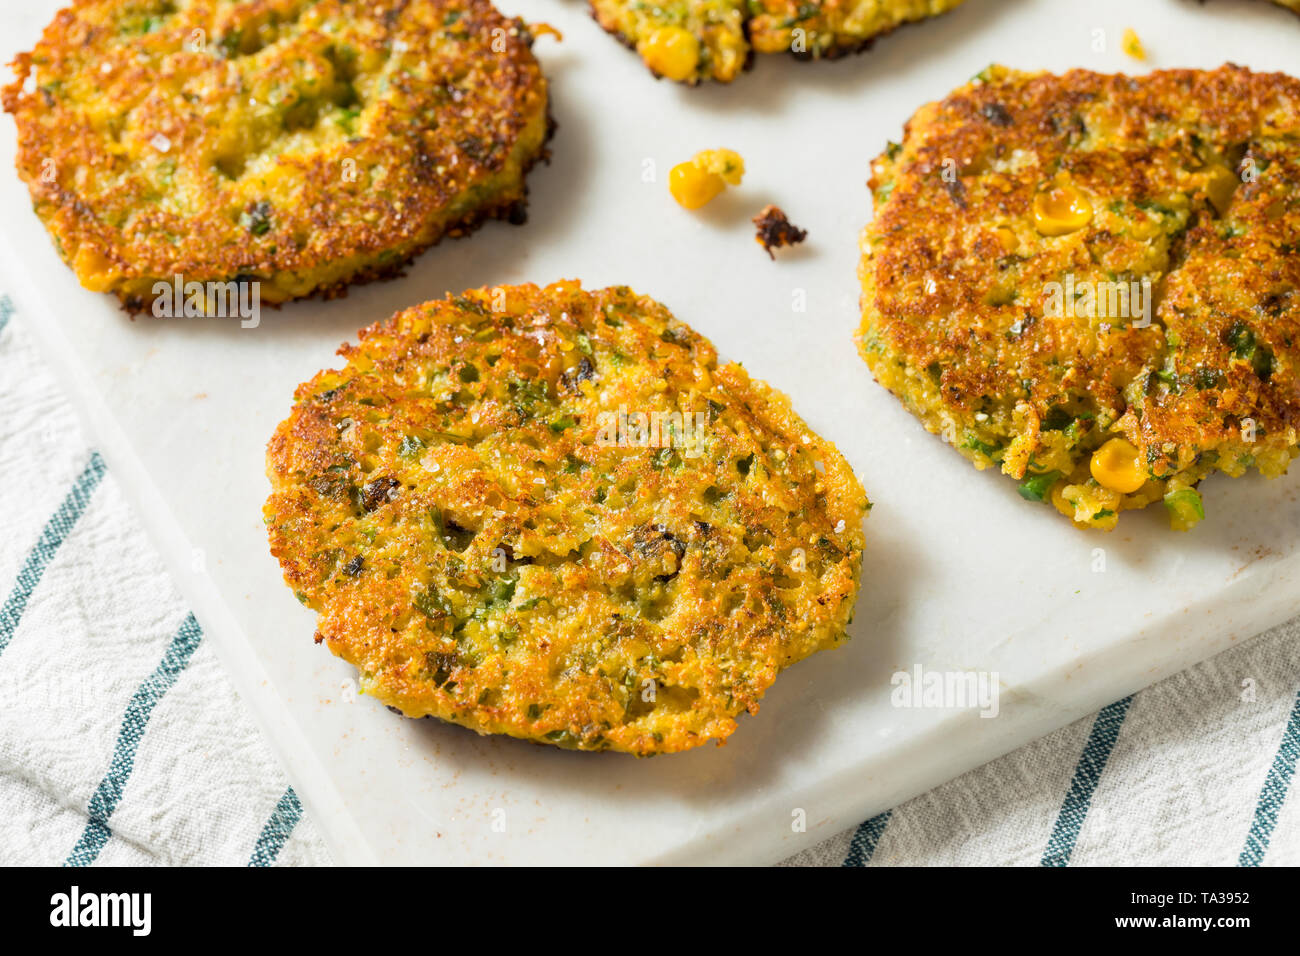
left=589, top=0, right=965, bottom=84
left=266, top=282, right=869, bottom=754
left=3, top=0, right=550, bottom=309
left=858, top=65, right=1300, bottom=531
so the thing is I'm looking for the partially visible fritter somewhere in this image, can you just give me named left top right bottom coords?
left=858, top=65, right=1300, bottom=531
left=589, top=0, right=966, bottom=84
left=3, top=0, right=551, bottom=309
left=753, top=204, right=808, bottom=258
left=266, top=282, right=869, bottom=755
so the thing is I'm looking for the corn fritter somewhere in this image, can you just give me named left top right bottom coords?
left=858, top=65, right=1300, bottom=531
left=589, top=0, right=966, bottom=84
left=3, top=0, right=552, bottom=309
left=266, top=281, right=870, bottom=754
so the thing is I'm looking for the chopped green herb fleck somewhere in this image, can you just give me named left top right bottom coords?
left=1018, top=470, right=1062, bottom=503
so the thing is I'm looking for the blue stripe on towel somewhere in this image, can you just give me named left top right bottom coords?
left=64, top=613, right=203, bottom=866
left=1041, top=696, right=1134, bottom=867
left=1239, top=689, right=1300, bottom=866
left=842, top=810, right=892, bottom=866
left=248, top=787, right=305, bottom=867
left=0, top=452, right=105, bottom=658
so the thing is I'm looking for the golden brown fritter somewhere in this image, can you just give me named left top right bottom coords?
left=858, top=65, right=1300, bottom=531
left=3, top=0, right=551, bottom=309
left=589, top=0, right=966, bottom=84
left=266, top=282, right=869, bottom=755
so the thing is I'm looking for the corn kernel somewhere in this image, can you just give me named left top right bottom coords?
left=1033, top=183, right=1094, bottom=236
left=1090, top=437, right=1147, bottom=494
left=1204, top=164, right=1239, bottom=216
left=73, top=245, right=118, bottom=292
left=669, top=161, right=725, bottom=209
left=994, top=225, right=1018, bottom=253
left=1050, top=480, right=1073, bottom=517
left=1121, top=28, right=1146, bottom=62
left=669, top=148, right=746, bottom=210
left=694, top=148, right=745, bottom=186
left=711, top=32, right=747, bottom=82
left=638, top=27, right=699, bottom=83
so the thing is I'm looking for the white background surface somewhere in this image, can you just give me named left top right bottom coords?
left=2, top=0, right=1298, bottom=865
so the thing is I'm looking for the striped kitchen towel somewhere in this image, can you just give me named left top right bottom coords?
left=2, top=293, right=1298, bottom=867
left=0, top=297, right=332, bottom=866
left=784, top=621, right=1300, bottom=866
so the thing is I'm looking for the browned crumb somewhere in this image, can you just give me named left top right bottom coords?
left=752, top=205, right=808, bottom=258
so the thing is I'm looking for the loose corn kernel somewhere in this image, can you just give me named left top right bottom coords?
left=669, top=148, right=746, bottom=209
left=1121, top=28, right=1146, bottom=62
left=1090, top=437, right=1147, bottom=494
left=669, top=161, right=725, bottom=209
left=1033, top=183, right=1094, bottom=236
left=694, top=148, right=745, bottom=186
left=639, top=27, right=699, bottom=82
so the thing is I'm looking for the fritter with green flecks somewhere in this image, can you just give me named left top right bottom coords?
left=589, top=0, right=966, bottom=84
left=4, top=0, right=551, bottom=309
left=858, top=65, right=1300, bottom=531
left=267, top=281, right=870, bottom=754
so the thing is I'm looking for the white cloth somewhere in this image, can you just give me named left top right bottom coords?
left=2, top=295, right=1297, bottom=866
left=786, top=619, right=1300, bottom=866
left=0, top=299, right=332, bottom=866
